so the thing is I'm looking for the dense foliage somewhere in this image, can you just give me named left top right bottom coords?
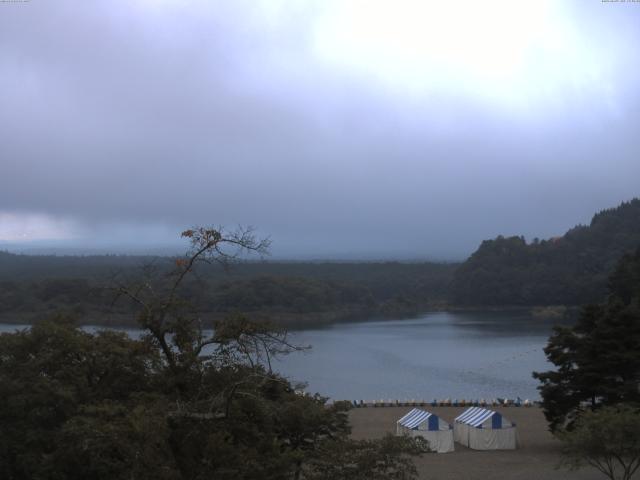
left=452, top=199, right=640, bottom=306
left=1, top=318, right=423, bottom=479
left=559, top=405, right=640, bottom=480
left=0, top=227, right=425, bottom=479
left=533, top=247, right=640, bottom=431
left=0, top=252, right=455, bottom=327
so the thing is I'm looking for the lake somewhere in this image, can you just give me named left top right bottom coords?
left=0, top=311, right=560, bottom=401
left=274, top=311, right=558, bottom=402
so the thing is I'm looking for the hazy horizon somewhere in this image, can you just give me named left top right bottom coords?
left=2, top=1, right=639, bottom=259
left=1, top=195, right=635, bottom=261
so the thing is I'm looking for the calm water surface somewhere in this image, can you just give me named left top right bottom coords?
left=0, top=311, right=559, bottom=401
left=275, top=311, right=558, bottom=401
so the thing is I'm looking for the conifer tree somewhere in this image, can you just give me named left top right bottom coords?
left=534, top=247, right=640, bottom=431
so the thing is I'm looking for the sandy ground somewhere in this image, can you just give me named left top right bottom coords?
left=348, top=406, right=605, bottom=480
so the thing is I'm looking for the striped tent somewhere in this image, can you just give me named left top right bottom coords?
left=396, top=408, right=454, bottom=453
left=454, top=407, right=517, bottom=450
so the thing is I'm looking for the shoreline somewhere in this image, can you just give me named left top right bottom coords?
left=338, top=399, right=539, bottom=408
left=0, top=304, right=577, bottom=332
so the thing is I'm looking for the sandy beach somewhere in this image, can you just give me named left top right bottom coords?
left=349, top=406, right=604, bottom=480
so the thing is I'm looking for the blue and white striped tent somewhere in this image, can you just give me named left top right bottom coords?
left=454, top=407, right=517, bottom=450
left=396, top=408, right=454, bottom=453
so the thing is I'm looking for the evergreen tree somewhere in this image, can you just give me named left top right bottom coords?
left=533, top=247, right=640, bottom=431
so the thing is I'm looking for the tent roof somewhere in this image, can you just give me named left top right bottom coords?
left=455, top=407, right=497, bottom=427
left=397, top=408, right=435, bottom=429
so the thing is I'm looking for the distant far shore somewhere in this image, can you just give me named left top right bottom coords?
left=0, top=304, right=578, bottom=332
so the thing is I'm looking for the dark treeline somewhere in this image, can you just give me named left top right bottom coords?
left=2, top=198, right=639, bottom=326
left=0, top=253, right=456, bottom=327
left=451, top=198, right=640, bottom=306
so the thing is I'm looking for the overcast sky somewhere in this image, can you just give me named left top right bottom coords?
left=1, top=0, right=639, bottom=259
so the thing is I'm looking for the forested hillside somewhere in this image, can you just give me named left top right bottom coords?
left=451, top=199, right=640, bottom=306
left=0, top=253, right=455, bottom=327
left=2, top=199, right=639, bottom=322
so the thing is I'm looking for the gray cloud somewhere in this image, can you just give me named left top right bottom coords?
left=1, top=0, right=639, bottom=259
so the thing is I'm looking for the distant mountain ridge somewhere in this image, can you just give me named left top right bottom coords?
left=451, top=198, right=640, bottom=306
